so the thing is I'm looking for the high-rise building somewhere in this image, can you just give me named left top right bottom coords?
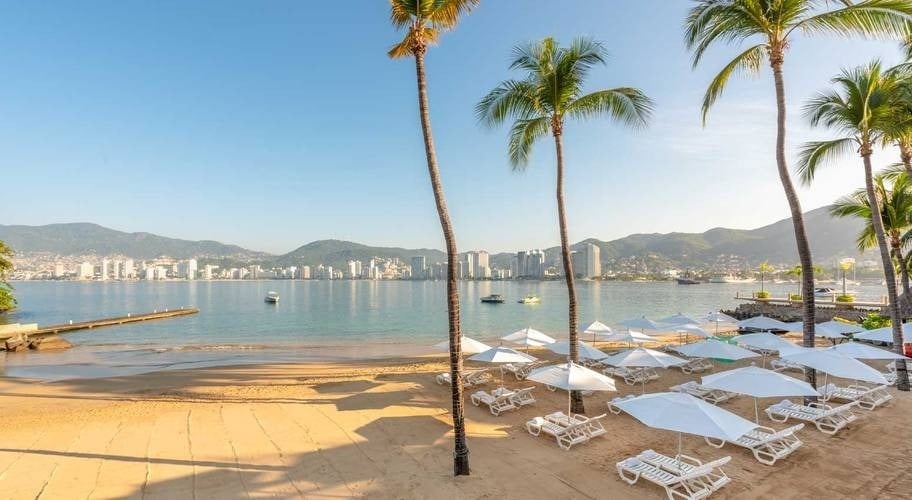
left=410, top=256, right=427, bottom=280
left=586, top=243, right=601, bottom=279
left=516, top=251, right=528, bottom=278
left=123, top=259, right=135, bottom=279
left=469, top=251, right=490, bottom=280
left=248, top=265, right=260, bottom=280
left=177, top=259, right=198, bottom=280
left=527, top=250, right=545, bottom=279
left=300, top=265, right=311, bottom=279
left=112, top=260, right=122, bottom=280
left=347, top=260, right=362, bottom=279
left=53, top=263, right=66, bottom=278
left=462, top=252, right=475, bottom=280
left=100, top=259, right=110, bottom=281
left=77, top=262, right=94, bottom=280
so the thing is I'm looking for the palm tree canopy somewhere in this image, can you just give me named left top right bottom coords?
left=475, top=37, right=653, bottom=167
left=797, top=60, right=898, bottom=183
left=387, top=0, right=479, bottom=58
left=830, top=172, right=912, bottom=251
left=684, top=0, right=912, bottom=123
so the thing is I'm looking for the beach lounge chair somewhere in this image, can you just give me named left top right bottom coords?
left=704, top=424, right=804, bottom=466
left=501, top=361, right=547, bottom=380
left=637, top=449, right=731, bottom=492
left=679, top=358, right=714, bottom=375
left=544, top=384, right=594, bottom=397
left=669, top=381, right=736, bottom=405
left=506, top=387, right=537, bottom=407
left=765, top=399, right=859, bottom=435
left=605, top=367, right=660, bottom=385
left=470, top=390, right=517, bottom=416
left=821, top=383, right=892, bottom=410
left=435, top=369, right=490, bottom=387
left=771, top=358, right=804, bottom=373
left=607, top=394, right=637, bottom=415
left=525, top=417, right=590, bottom=451
left=616, top=456, right=722, bottom=500
left=544, top=412, right=608, bottom=439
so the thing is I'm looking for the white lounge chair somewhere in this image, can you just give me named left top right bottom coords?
left=525, top=417, right=590, bottom=451
left=821, top=383, right=892, bottom=410
left=435, top=369, right=490, bottom=387
left=544, top=384, right=594, bottom=397
left=771, top=358, right=804, bottom=373
left=637, top=449, right=731, bottom=492
left=501, top=361, right=547, bottom=380
left=705, top=424, right=804, bottom=466
left=470, top=390, right=517, bottom=416
left=766, top=399, right=859, bottom=435
left=605, top=366, right=660, bottom=385
left=505, top=387, right=537, bottom=407
left=679, top=358, right=713, bottom=374
left=669, top=381, right=736, bottom=405
left=544, top=411, right=608, bottom=439
left=616, top=456, right=720, bottom=500
left=607, top=394, right=637, bottom=415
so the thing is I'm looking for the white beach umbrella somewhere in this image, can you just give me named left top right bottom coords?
left=615, top=392, right=757, bottom=458
left=469, top=346, right=537, bottom=387
left=781, top=348, right=888, bottom=385
left=702, top=365, right=820, bottom=421
left=526, top=361, right=617, bottom=415
left=582, top=320, right=613, bottom=343
left=814, top=323, right=852, bottom=341
left=854, top=323, right=912, bottom=344
left=602, top=347, right=687, bottom=393
left=673, top=323, right=712, bottom=340
left=702, top=311, right=739, bottom=335
left=671, top=338, right=760, bottom=361
left=817, top=320, right=863, bottom=335
left=597, top=329, right=656, bottom=345
left=619, top=316, right=669, bottom=332
left=738, top=315, right=790, bottom=331
left=432, top=336, right=491, bottom=355
left=733, top=332, right=800, bottom=353
left=832, top=341, right=908, bottom=360
left=547, top=340, right=609, bottom=360
left=660, top=313, right=703, bottom=325
left=782, top=321, right=804, bottom=333
left=501, top=327, right=556, bottom=348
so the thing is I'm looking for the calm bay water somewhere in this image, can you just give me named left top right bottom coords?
left=0, top=280, right=886, bottom=379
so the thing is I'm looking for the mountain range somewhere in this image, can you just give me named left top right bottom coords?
left=0, top=206, right=865, bottom=269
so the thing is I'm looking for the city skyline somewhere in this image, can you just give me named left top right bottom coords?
left=1, top=1, right=903, bottom=254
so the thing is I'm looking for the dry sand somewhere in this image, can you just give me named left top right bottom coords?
left=0, top=349, right=909, bottom=499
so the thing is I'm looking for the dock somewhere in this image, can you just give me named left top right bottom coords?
left=1, top=307, right=199, bottom=340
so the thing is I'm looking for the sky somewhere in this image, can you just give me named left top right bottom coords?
left=1, top=0, right=905, bottom=255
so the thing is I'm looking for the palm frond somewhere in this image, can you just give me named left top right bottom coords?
left=684, top=0, right=768, bottom=68
left=507, top=117, right=550, bottom=168
left=792, top=0, right=912, bottom=40
left=565, top=88, right=653, bottom=129
left=475, top=79, right=540, bottom=127
left=795, top=137, right=857, bottom=184
left=426, top=0, right=480, bottom=30
left=389, top=0, right=417, bottom=29
left=701, top=43, right=767, bottom=124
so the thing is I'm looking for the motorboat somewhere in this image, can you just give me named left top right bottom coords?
left=708, top=274, right=756, bottom=284
left=481, top=294, right=505, bottom=304
left=265, top=291, right=280, bottom=304
left=814, top=287, right=837, bottom=298
left=676, top=278, right=700, bottom=285
left=518, top=294, right=540, bottom=304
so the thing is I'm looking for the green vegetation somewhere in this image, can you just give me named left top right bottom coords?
left=862, top=312, right=892, bottom=330
left=0, top=240, right=14, bottom=312
left=755, top=290, right=771, bottom=299
left=758, top=261, right=774, bottom=292
left=789, top=293, right=802, bottom=301
left=835, top=294, right=855, bottom=303
left=478, top=36, right=652, bottom=413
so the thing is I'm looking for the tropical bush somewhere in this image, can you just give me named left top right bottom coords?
left=861, top=313, right=891, bottom=330
left=835, top=294, right=855, bottom=303
left=755, top=290, right=771, bottom=299
left=789, top=294, right=802, bottom=301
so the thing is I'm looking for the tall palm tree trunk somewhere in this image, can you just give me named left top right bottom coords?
left=414, top=48, right=471, bottom=474
left=892, top=242, right=911, bottom=298
left=901, top=144, right=912, bottom=177
left=863, top=151, right=910, bottom=391
left=553, top=128, right=584, bottom=414
left=771, top=56, right=817, bottom=388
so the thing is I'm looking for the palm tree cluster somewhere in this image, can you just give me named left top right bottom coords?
left=388, top=0, right=912, bottom=475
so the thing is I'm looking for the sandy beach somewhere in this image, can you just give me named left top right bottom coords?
left=0, top=349, right=909, bottom=499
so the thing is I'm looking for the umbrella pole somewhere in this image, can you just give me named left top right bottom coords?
left=754, top=397, right=759, bottom=423
left=568, top=390, right=572, bottom=418
left=677, top=432, right=683, bottom=463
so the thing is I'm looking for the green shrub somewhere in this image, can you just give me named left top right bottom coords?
left=835, top=294, right=854, bottom=303
left=755, top=291, right=770, bottom=299
left=862, top=312, right=891, bottom=330
left=789, top=293, right=801, bottom=301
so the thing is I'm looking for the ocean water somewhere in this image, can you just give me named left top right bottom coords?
left=0, top=280, right=886, bottom=379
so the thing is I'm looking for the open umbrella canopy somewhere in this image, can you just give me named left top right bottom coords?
left=782, top=321, right=804, bottom=333
left=854, top=323, right=912, bottom=344
left=701, top=365, right=819, bottom=398
left=781, top=348, right=888, bottom=385
left=548, top=340, right=609, bottom=360
left=671, top=339, right=760, bottom=361
left=738, top=315, right=791, bottom=331
left=833, top=341, right=908, bottom=360
left=615, top=392, right=757, bottom=442
left=526, top=362, right=617, bottom=392
left=733, top=332, right=801, bottom=353
left=501, top=327, right=556, bottom=346
left=601, top=347, right=687, bottom=368
left=817, top=320, right=863, bottom=335
left=703, top=311, right=738, bottom=324
left=597, top=330, right=656, bottom=344
left=432, top=336, right=491, bottom=355
left=619, top=316, right=669, bottom=331
left=660, top=313, right=703, bottom=325
left=673, top=323, right=712, bottom=338
left=814, top=323, right=852, bottom=340
left=468, top=346, right=537, bottom=364
left=582, top=321, right=612, bottom=335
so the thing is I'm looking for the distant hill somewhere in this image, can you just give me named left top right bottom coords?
left=0, top=223, right=267, bottom=260
left=1, top=206, right=865, bottom=268
left=275, top=239, right=446, bottom=269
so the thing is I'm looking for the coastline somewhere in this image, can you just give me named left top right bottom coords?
left=0, top=355, right=908, bottom=498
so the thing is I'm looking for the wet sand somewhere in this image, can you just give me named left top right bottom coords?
left=0, top=350, right=909, bottom=499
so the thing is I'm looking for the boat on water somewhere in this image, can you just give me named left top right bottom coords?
left=815, top=287, right=856, bottom=298
left=676, top=278, right=700, bottom=285
left=708, top=274, right=756, bottom=284
left=265, top=291, right=280, bottom=304
left=518, top=294, right=540, bottom=304
left=481, top=294, right=505, bottom=304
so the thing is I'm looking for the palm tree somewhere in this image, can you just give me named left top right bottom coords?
left=830, top=173, right=912, bottom=297
left=798, top=61, right=910, bottom=391
left=685, top=0, right=912, bottom=388
left=0, top=240, right=14, bottom=313
left=758, top=261, right=774, bottom=293
left=477, top=37, right=652, bottom=413
left=388, top=0, right=479, bottom=475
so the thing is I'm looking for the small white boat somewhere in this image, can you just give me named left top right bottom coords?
left=265, top=291, right=280, bottom=304
left=518, top=294, right=540, bottom=304
left=480, top=294, right=505, bottom=304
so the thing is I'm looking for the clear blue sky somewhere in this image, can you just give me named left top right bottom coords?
left=1, top=0, right=903, bottom=254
